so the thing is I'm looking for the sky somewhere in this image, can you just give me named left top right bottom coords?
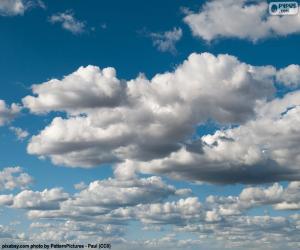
left=1, top=0, right=300, bottom=249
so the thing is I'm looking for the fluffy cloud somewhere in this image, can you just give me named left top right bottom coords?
left=240, top=182, right=300, bottom=210
left=12, top=188, right=69, bottom=210
left=21, top=52, right=300, bottom=184
left=70, top=176, right=182, bottom=208
left=0, top=100, right=21, bottom=126
left=24, top=52, right=288, bottom=170
left=205, top=181, right=300, bottom=218
left=0, top=188, right=68, bottom=210
left=276, top=64, right=300, bottom=87
left=2, top=173, right=300, bottom=248
left=29, top=221, right=124, bottom=242
left=7, top=180, right=300, bottom=249
left=149, top=27, right=182, bottom=54
left=49, top=11, right=86, bottom=34
left=0, top=194, right=14, bottom=206
left=23, top=66, right=123, bottom=114
left=0, top=167, right=33, bottom=191
left=210, top=215, right=300, bottom=250
left=184, top=0, right=300, bottom=42
left=19, top=175, right=189, bottom=224
left=129, top=197, right=204, bottom=225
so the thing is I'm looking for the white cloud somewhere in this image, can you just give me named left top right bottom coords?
left=131, top=197, right=203, bottom=225
left=0, top=0, right=45, bottom=16
left=12, top=180, right=300, bottom=249
left=240, top=182, right=300, bottom=211
left=9, top=126, right=29, bottom=140
left=24, top=53, right=285, bottom=170
left=0, top=195, right=14, bottom=206
left=29, top=221, right=124, bottom=242
left=2, top=175, right=300, bottom=248
left=0, top=167, right=33, bottom=191
left=0, top=0, right=25, bottom=16
left=70, top=176, right=180, bottom=208
left=276, top=64, right=300, bottom=88
left=184, top=0, right=300, bottom=42
left=0, top=174, right=191, bottom=235
left=205, top=181, right=300, bottom=217
left=23, top=66, right=123, bottom=114
left=12, top=188, right=69, bottom=210
left=50, top=11, right=86, bottom=34
left=149, top=27, right=182, bottom=54
left=74, top=181, right=87, bottom=190
left=0, top=100, right=21, bottom=126
left=21, top=52, right=300, bottom=184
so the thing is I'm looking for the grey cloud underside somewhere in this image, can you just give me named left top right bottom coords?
left=138, top=158, right=298, bottom=184
left=133, top=93, right=300, bottom=184
left=22, top=52, right=300, bottom=184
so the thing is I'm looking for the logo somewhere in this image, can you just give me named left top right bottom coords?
left=269, top=2, right=299, bottom=15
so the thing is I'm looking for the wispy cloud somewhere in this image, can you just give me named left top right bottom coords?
left=10, top=126, right=29, bottom=141
left=49, top=10, right=86, bottom=35
left=148, top=27, right=183, bottom=54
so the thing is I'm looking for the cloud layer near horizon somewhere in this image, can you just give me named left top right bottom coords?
left=1, top=168, right=300, bottom=249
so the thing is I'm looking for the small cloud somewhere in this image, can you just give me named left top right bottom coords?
left=74, top=181, right=87, bottom=190
left=148, top=27, right=183, bottom=54
left=0, top=167, right=33, bottom=191
left=28, top=0, right=46, bottom=10
left=100, top=23, right=107, bottom=29
left=180, top=6, right=192, bottom=15
left=0, top=100, right=21, bottom=126
left=10, top=126, right=29, bottom=141
left=0, top=0, right=25, bottom=16
left=49, top=10, right=86, bottom=35
left=0, top=0, right=45, bottom=17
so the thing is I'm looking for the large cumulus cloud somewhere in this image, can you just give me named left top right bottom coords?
left=22, top=52, right=300, bottom=184
left=23, top=52, right=278, bottom=166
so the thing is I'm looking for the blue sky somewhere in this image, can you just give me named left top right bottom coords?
left=1, top=0, right=300, bottom=249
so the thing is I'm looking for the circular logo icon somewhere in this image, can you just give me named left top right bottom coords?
left=270, top=3, right=278, bottom=13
